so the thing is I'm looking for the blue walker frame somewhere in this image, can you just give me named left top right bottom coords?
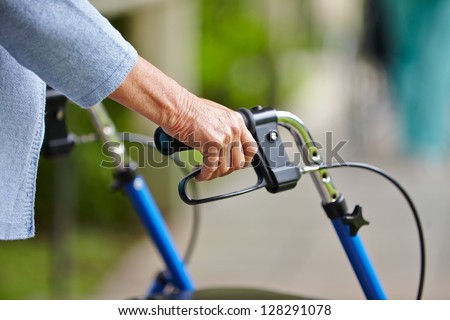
left=87, top=101, right=386, bottom=300
left=124, top=173, right=386, bottom=299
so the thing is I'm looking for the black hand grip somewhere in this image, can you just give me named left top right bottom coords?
left=154, top=127, right=192, bottom=156
left=155, top=109, right=254, bottom=156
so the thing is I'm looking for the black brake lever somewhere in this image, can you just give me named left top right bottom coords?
left=154, top=106, right=301, bottom=205
left=177, top=167, right=267, bottom=205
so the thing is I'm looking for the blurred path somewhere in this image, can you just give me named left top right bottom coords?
left=95, top=143, right=450, bottom=300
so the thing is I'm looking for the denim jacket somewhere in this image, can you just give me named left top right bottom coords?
left=0, top=0, right=137, bottom=239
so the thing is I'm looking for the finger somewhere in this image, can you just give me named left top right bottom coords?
left=241, top=129, right=258, bottom=167
left=195, top=165, right=215, bottom=181
left=198, top=160, right=227, bottom=182
left=230, top=141, right=245, bottom=170
left=195, top=144, right=220, bottom=181
left=215, top=144, right=232, bottom=178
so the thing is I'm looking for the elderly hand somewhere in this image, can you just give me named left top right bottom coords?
left=109, top=56, right=257, bottom=181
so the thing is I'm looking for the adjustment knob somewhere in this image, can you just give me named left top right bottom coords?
left=342, top=205, right=369, bottom=237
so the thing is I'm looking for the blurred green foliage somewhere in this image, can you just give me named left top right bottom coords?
left=201, top=0, right=270, bottom=107
left=0, top=229, right=134, bottom=299
left=200, top=0, right=321, bottom=108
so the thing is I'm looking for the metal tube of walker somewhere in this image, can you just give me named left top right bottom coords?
left=276, top=111, right=387, bottom=299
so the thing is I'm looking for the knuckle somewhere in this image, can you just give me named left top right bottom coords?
left=222, top=132, right=232, bottom=145
left=230, top=123, right=240, bottom=137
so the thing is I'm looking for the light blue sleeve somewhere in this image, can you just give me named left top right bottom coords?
left=0, top=0, right=138, bottom=107
left=0, top=45, right=45, bottom=240
left=0, top=0, right=138, bottom=240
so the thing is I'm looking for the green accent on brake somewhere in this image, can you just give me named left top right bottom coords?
left=278, top=114, right=339, bottom=202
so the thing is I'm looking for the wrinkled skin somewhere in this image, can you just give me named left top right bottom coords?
left=109, top=56, right=257, bottom=181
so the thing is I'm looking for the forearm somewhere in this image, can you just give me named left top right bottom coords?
left=109, top=56, right=193, bottom=133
